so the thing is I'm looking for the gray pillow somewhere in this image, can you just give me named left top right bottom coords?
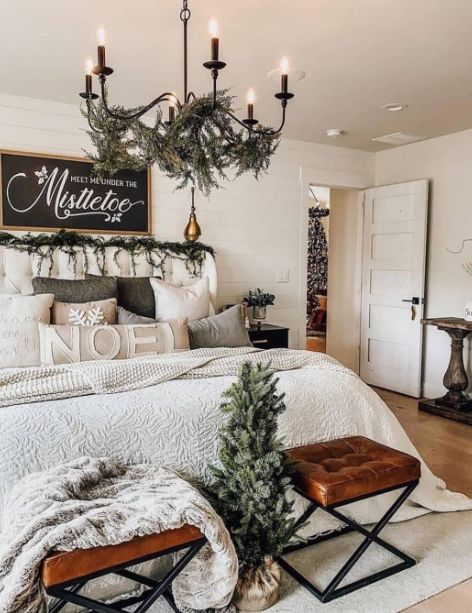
left=86, top=274, right=160, bottom=319
left=117, top=306, right=155, bottom=325
left=33, top=276, right=117, bottom=303
left=188, top=305, right=251, bottom=349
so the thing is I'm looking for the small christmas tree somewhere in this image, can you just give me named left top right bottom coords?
left=210, top=361, right=297, bottom=610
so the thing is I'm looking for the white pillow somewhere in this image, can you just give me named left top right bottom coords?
left=150, top=277, right=210, bottom=322
left=0, top=294, right=54, bottom=368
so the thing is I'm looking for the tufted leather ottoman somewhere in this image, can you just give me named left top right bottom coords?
left=288, top=436, right=421, bottom=506
left=278, top=436, right=421, bottom=603
left=42, top=526, right=206, bottom=613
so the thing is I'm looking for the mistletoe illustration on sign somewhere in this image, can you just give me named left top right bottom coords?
left=34, top=166, right=49, bottom=185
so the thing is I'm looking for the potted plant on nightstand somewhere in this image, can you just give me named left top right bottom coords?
left=244, top=288, right=275, bottom=325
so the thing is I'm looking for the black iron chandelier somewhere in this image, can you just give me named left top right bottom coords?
left=79, top=0, right=304, bottom=196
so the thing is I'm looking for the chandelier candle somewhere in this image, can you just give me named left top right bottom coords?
left=97, top=28, right=106, bottom=71
left=243, top=88, right=258, bottom=126
left=280, top=57, right=289, bottom=94
left=247, top=89, right=255, bottom=120
left=85, top=59, right=93, bottom=96
left=209, top=19, right=219, bottom=61
left=79, top=58, right=98, bottom=100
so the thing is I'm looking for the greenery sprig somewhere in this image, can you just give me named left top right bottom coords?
left=82, top=90, right=280, bottom=196
left=0, top=230, right=214, bottom=277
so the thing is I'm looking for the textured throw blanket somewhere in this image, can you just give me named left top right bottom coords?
left=0, top=347, right=348, bottom=407
left=0, top=457, right=238, bottom=613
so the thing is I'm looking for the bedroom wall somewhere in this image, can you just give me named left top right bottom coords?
left=0, top=93, right=375, bottom=349
left=375, top=128, right=472, bottom=397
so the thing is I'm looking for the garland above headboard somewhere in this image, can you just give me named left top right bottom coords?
left=0, top=230, right=215, bottom=277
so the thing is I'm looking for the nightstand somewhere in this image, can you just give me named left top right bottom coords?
left=248, top=323, right=289, bottom=349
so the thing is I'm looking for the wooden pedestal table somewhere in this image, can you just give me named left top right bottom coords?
left=419, top=317, right=472, bottom=425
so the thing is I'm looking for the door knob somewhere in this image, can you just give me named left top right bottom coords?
left=402, top=297, right=421, bottom=305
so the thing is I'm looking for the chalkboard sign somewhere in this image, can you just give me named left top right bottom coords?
left=0, top=150, right=151, bottom=234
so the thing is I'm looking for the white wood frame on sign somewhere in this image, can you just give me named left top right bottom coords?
left=298, top=166, right=374, bottom=372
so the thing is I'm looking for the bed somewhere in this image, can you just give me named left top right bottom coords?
left=0, top=240, right=471, bottom=606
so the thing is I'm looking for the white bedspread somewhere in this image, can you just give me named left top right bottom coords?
left=0, top=349, right=470, bottom=532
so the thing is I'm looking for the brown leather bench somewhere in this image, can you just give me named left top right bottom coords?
left=278, top=436, right=421, bottom=603
left=42, top=525, right=206, bottom=613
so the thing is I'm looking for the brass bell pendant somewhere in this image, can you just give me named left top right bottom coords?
left=184, top=187, right=202, bottom=242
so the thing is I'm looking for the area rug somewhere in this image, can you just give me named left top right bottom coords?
left=147, top=509, right=472, bottom=612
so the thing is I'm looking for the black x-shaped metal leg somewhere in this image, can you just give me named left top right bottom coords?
left=46, top=538, right=206, bottom=613
left=277, top=480, right=419, bottom=603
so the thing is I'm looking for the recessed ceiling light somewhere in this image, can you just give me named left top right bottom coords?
left=381, top=103, right=408, bottom=112
left=326, top=128, right=344, bottom=138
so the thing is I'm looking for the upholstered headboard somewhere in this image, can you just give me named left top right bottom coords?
left=0, top=237, right=217, bottom=308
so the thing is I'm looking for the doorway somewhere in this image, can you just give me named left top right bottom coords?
left=301, top=177, right=429, bottom=396
left=305, top=185, right=363, bottom=374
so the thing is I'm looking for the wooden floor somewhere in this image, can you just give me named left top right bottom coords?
left=306, top=335, right=326, bottom=353
left=374, top=387, right=472, bottom=612
left=303, top=340, right=472, bottom=609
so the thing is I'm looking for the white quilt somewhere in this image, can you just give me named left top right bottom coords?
left=0, top=348, right=470, bottom=533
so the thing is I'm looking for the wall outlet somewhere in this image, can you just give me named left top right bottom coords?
left=276, top=269, right=290, bottom=283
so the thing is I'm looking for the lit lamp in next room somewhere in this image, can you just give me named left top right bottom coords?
left=184, top=187, right=202, bottom=242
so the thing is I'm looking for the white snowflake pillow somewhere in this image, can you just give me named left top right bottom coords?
left=51, top=299, right=117, bottom=326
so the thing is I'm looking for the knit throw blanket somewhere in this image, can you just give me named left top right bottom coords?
left=0, top=347, right=350, bottom=408
left=0, top=457, right=238, bottom=613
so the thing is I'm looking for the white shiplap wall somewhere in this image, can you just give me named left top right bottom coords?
left=0, top=94, right=375, bottom=348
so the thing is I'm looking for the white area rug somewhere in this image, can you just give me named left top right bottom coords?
left=147, top=510, right=472, bottom=613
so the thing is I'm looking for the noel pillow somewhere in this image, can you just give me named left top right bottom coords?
left=0, top=294, right=54, bottom=368
left=51, top=299, right=117, bottom=326
left=150, top=277, right=210, bottom=322
left=39, top=320, right=189, bottom=365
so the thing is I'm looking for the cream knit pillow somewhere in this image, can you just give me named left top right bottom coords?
left=0, top=294, right=54, bottom=368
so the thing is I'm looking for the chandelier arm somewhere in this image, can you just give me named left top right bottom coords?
left=225, top=105, right=287, bottom=136
left=180, top=0, right=190, bottom=101
left=85, top=100, right=101, bottom=133
left=211, top=116, right=238, bottom=145
left=98, top=79, right=182, bottom=120
left=212, top=72, right=218, bottom=111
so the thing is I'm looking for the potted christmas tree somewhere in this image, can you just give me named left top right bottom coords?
left=210, top=361, right=297, bottom=611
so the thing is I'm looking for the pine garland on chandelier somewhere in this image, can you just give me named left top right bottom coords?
left=0, top=230, right=214, bottom=277
left=83, top=90, right=280, bottom=196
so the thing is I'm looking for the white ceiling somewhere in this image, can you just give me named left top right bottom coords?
left=2, top=0, right=472, bottom=151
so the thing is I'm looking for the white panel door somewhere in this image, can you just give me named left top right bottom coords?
left=360, top=180, right=428, bottom=397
